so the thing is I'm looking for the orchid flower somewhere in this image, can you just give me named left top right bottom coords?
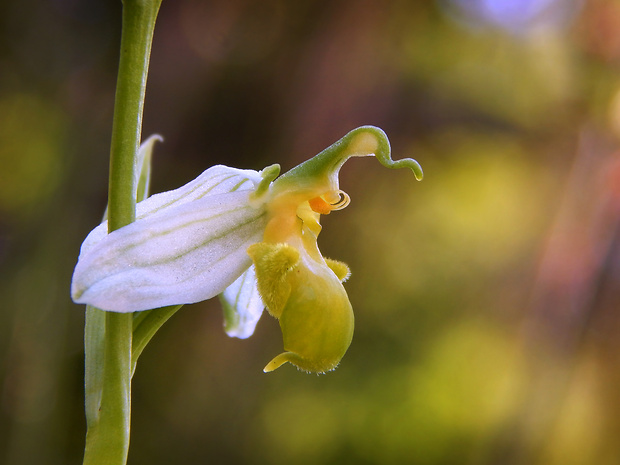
left=71, top=126, right=423, bottom=373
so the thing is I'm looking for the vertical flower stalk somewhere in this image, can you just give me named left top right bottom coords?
left=83, top=1, right=162, bottom=464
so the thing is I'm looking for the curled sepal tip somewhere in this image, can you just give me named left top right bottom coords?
left=273, top=125, right=423, bottom=196
left=344, top=126, right=424, bottom=180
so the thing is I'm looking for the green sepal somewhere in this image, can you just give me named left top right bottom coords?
left=272, top=126, right=423, bottom=197
left=131, top=305, right=183, bottom=376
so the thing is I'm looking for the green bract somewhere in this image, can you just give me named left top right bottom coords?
left=71, top=126, right=422, bottom=373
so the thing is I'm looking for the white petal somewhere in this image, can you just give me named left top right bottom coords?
left=72, top=190, right=267, bottom=312
left=220, top=265, right=264, bottom=339
left=81, top=165, right=263, bottom=256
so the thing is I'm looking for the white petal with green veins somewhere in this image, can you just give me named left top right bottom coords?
left=81, top=165, right=265, bottom=255
left=72, top=165, right=270, bottom=312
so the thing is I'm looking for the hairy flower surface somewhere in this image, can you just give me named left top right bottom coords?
left=71, top=126, right=422, bottom=373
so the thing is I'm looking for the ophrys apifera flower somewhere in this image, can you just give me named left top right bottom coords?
left=71, top=126, right=423, bottom=373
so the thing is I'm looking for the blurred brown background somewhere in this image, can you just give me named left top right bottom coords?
left=3, top=0, right=620, bottom=464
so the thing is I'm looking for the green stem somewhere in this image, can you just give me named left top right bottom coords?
left=83, top=1, right=162, bottom=464
left=109, top=0, right=162, bottom=231
left=83, top=312, right=133, bottom=464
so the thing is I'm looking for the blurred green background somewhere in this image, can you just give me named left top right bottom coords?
left=3, top=0, right=620, bottom=464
